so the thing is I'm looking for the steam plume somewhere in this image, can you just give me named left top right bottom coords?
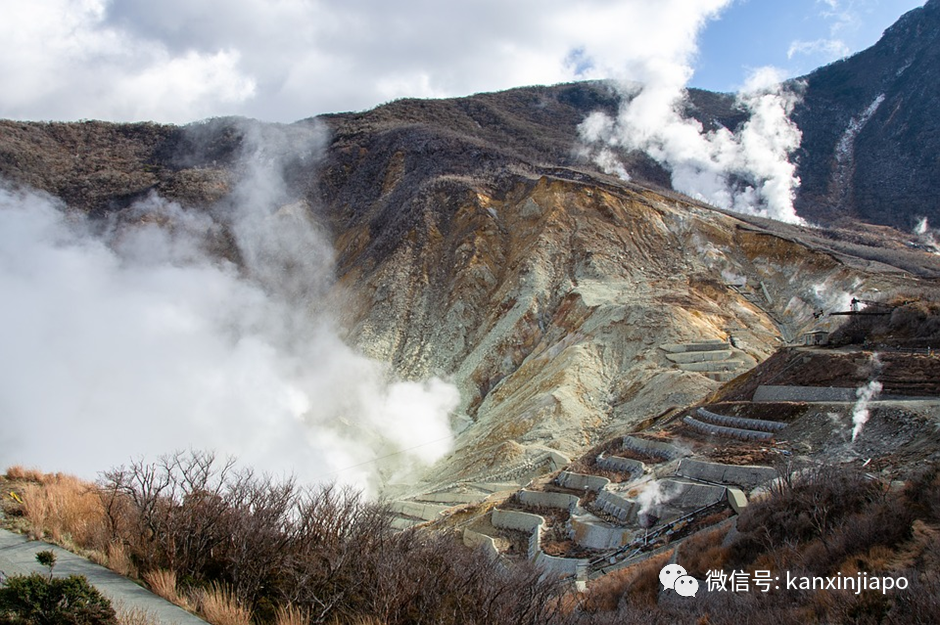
left=914, top=217, right=940, bottom=254
left=635, top=480, right=671, bottom=525
left=0, top=121, right=457, bottom=493
left=579, top=44, right=804, bottom=223
left=851, top=353, right=883, bottom=442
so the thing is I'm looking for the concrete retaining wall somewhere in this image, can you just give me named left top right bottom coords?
left=463, top=529, right=500, bottom=560
left=696, top=407, right=787, bottom=432
left=535, top=552, right=588, bottom=578
left=491, top=508, right=544, bottom=533
left=528, top=526, right=540, bottom=559
left=491, top=509, right=545, bottom=559
left=659, top=479, right=727, bottom=509
left=491, top=507, right=589, bottom=576
left=753, top=385, right=857, bottom=402
left=571, top=512, right=635, bottom=550
left=557, top=471, right=611, bottom=492
left=678, top=361, right=740, bottom=372
left=596, top=454, right=645, bottom=476
left=661, top=340, right=728, bottom=353
left=682, top=416, right=775, bottom=441
left=676, top=459, right=777, bottom=489
left=622, top=436, right=686, bottom=460
left=595, top=488, right=639, bottom=523
left=665, top=350, right=733, bottom=364
left=468, top=449, right=571, bottom=485
left=468, top=482, right=521, bottom=493
left=518, top=489, right=581, bottom=511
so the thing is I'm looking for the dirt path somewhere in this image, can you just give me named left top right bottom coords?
left=0, top=529, right=206, bottom=625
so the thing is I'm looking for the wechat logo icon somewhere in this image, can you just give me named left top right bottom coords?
left=660, top=563, right=699, bottom=598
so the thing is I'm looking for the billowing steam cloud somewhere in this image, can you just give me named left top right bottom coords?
left=0, top=121, right=458, bottom=493
left=579, top=20, right=805, bottom=224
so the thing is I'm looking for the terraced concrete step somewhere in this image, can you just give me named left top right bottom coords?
left=656, top=479, right=728, bottom=510
left=682, top=415, right=775, bottom=441
left=677, top=360, right=743, bottom=372
left=696, top=407, right=787, bottom=432
left=661, top=340, right=729, bottom=353
left=703, top=371, right=742, bottom=383
left=556, top=471, right=611, bottom=492
left=665, top=349, right=733, bottom=364
left=676, top=459, right=777, bottom=489
left=596, top=454, right=645, bottom=477
left=622, top=435, right=687, bottom=461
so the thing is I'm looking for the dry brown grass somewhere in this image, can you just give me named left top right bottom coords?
left=582, top=550, right=672, bottom=612
left=107, top=541, right=138, bottom=578
left=4, top=465, right=46, bottom=483
left=114, top=601, right=161, bottom=625
left=19, top=473, right=107, bottom=547
left=329, top=617, right=386, bottom=625
left=275, top=603, right=309, bottom=625
left=679, top=526, right=730, bottom=577
left=197, top=582, right=252, bottom=625
left=143, top=569, right=189, bottom=610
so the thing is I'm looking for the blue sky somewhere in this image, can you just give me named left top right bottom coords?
left=694, top=0, right=925, bottom=91
left=0, top=0, right=928, bottom=122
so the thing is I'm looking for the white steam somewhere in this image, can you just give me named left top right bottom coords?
left=851, top=353, right=883, bottom=442
left=913, top=217, right=940, bottom=254
left=851, top=380, right=883, bottom=442
left=635, top=479, right=670, bottom=522
left=812, top=279, right=863, bottom=315
left=579, top=30, right=805, bottom=224
left=0, top=123, right=458, bottom=493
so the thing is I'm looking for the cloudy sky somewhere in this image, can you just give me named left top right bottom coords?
left=0, top=0, right=924, bottom=123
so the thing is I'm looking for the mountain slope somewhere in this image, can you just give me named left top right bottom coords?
left=315, top=151, right=938, bottom=486
left=792, top=0, right=940, bottom=229
left=2, top=9, right=940, bottom=485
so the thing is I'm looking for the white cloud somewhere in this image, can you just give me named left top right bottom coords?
left=0, top=0, right=256, bottom=122
left=0, top=0, right=740, bottom=123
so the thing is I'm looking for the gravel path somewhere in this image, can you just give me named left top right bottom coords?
left=0, top=529, right=206, bottom=625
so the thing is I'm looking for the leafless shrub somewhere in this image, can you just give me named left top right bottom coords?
left=731, top=463, right=884, bottom=569
left=28, top=450, right=576, bottom=625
